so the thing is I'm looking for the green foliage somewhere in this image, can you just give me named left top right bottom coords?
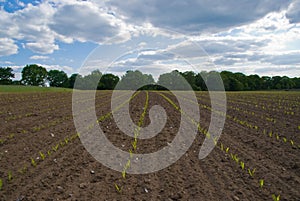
left=21, top=64, right=47, bottom=86
left=118, top=70, right=154, bottom=90
left=0, top=67, right=14, bottom=84
left=98, top=73, right=119, bottom=90
left=0, top=178, right=2, bottom=190
left=47, top=70, right=69, bottom=87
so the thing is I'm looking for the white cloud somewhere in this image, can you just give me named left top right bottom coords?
left=108, top=0, right=292, bottom=34
left=49, top=1, right=130, bottom=44
left=0, top=38, right=18, bottom=56
left=29, top=55, right=49, bottom=60
left=286, top=0, right=300, bottom=23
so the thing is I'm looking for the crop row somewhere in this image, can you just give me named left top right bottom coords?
left=158, top=92, right=282, bottom=201
left=115, top=91, right=149, bottom=193
left=0, top=91, right=140, bottom=192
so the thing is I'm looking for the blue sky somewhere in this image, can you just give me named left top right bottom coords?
left=0, top=0, right=300, bottom=79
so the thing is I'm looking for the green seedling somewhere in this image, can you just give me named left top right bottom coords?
left=248, top=168, right=256, bottom=177
left=31, top=158, right=37, bottom=167
left=0, top=178, right=2, bottom=190
left=272, top=194, right=280, bottom=201
left=122, top=170, right=126, bottom=179
left=259, top=179, right=264, bottom=188
left=0, top=139, right=4, bottom=144
left=213, top=137, right=217, bottom=145
left=18, top=166, right=27, bottom=174
left=233, top=154, right=239, bottom=163
left=47, top=150, right=51, bottom=156
left=64, top=137, right=69, bottom=144
left=39, top=151, right=45, bottom=160
left=283, top=137, right=287, bottom=143
left=114, top=183, right=122, bottom=193
left=129, top=149, right=133, bottom=158
left=225, top=147, right=229, bottom=153
left=269, top=131, right=273, bottom=138
left=298, top=125, right=300, bottom=130
left=52, top=144, right=59, bottom=152
left=290, top=140, right=294, bottom=146
left=8, top=133, right=14, bottom=139
left=276, top=134, right=280, bottom=141
left=8, top=171, right=12, bottom=182
left=240, top=161, right=245, bottom=170
left=132, top=140, right=137, bottom=151
left=220, top=143, right=224, bottom=151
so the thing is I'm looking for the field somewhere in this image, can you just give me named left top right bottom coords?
left=0, top=88, right=300, bottom=200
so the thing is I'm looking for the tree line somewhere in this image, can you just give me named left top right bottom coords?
left=1, top=64, right=300, bottom=91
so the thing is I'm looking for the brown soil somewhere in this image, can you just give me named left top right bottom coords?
left=0, top=91, right=299, bottom=201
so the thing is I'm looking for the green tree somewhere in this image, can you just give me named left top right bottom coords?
left=68, top=73, right=79, bottom=89
left=21, top=64, right=47, bottom=86
left=98, top=74, right=119, bottom=90
left=206, top=71, right=225, bottom=91
left=180, top=71, right=199, bottom=90
left=247, top=74, right=263, bottom=90
left=195, top=71, right=208, bottom=91
left=75, top=70, right=102, bottom=90
left=118, top=70, right=154, bottom=90
left=0, top=67, right=14, bottom=85
left=47, top=70, right=69, bottom=87
left=157, top=70, right=190, bottom=90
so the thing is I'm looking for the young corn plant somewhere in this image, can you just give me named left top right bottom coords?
left=259, top=179, right=264, bottom=188
left=52, top=144, right=59, bottom=152
left=0, top=178, right=2, bottom=190
left=39, top=151, right=46, bottom=160
left=272, top=194, right=280, bottom=201
left=8, top=171, right=12, bottom=182
left=240, top=161, right=245, bottom=170
left=283, top=137, right=287, bottom=143
left=114, top=183, right=122, bottom=193
left=31, top=158, right=37, bottom=167
left=248, top=168, right=256, bottom=177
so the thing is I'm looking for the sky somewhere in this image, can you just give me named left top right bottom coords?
left=0, top=0, right=300, bottom=80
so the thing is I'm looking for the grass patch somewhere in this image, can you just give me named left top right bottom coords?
left=0, top=85, right=72, bottom=93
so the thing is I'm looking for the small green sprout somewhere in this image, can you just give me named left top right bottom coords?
left=240, top=161, right=245, bottom=170
left=272, top=194, right=280, bottom=201
left=220, top=143, right=224, bottom=151
left=290, top=140, right=294, bottom=146
left=39, top=151, right=45, bottom=160
left=122, top=170, right=126, bottom=179
left=248, top=168, right=256, bottom=177
left=31, top=158, right=37, bottom=167
left=225, top=147, right=229, bottom=153
left=259, top=179, right=264, bottom=188
left=0, top=179, right=2, bottom=190
left=269, top=131, right=273, bottom=138
left=129, top=149, right=133, bottom=158
left=8, top=171, right=12, bottom=182
left=52, top=144, right=59, bottom=152
left=114, top=183, right=122, bottom=193
left=283, top=137, right=287, bottom=143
